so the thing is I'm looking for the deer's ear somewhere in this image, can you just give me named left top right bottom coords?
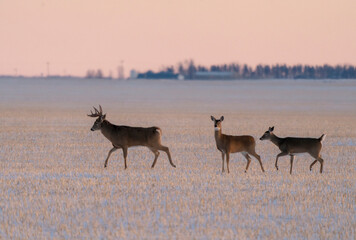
left=220, top=116, right=224, bottom=121
left=269, top=126, right=274, bottom=132
left=211, top=116, right=215, bottom=121
left=101, top=114, right=106, bottom=120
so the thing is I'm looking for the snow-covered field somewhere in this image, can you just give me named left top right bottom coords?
left=0, top=78, right=355, bottom=239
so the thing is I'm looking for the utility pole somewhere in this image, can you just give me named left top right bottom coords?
left=118, top=60, right=124, bottom=79
left=47, top=61, right=50, bottom=78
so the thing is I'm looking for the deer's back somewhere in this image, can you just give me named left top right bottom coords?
left=281, top=137, right=322, bottom=154
left=225, top=135, right=256, bottom=153
left=112, top=125, right=161, bottom=147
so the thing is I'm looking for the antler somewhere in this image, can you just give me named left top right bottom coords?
left=87, top=105, right=103, bottom=117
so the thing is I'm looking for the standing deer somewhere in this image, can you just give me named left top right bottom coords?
left=88, top=105, right=176, bottom=169
left=211, top=116, right=265, bottom=173
left=259, top=126, right=325, bottom=174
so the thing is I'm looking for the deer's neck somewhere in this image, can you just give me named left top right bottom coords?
left=214, top=127, right=223, bottom=142
left=100, top=120, right=115, bottom=142
left=270, top=133, right=283, bottom=147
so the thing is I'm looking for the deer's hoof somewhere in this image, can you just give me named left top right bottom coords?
left=275, top=166, right=279, bottom=171
left=244, top=170, right=247, bottom=173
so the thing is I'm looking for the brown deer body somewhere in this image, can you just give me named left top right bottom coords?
left=88, top=106, right=176, bottom=169
left=211, top=116, right=265, bottom=173
left=260, top=126, right=325, bottom=174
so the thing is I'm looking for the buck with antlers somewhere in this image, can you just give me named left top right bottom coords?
left=88, top=105, right=176, bottom=169
left=211, top=116, right=265, bottom=173
left=260, top=126, right=325, bottom=174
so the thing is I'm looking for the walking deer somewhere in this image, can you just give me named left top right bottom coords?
left=211, top=116, right=265, bottom=173
left=260, top=126, right=325, bottom=174
left=88, top=106, right=176, bottom=169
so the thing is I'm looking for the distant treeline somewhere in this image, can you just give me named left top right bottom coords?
left=137, top=60, right=356, bottom=80
left=85, top=69, right=113, bottom=79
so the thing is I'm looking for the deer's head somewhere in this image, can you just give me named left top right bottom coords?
left=87, top=105, right=106, bottom=131
left=211, top=116, right=224, bottom=131
left=260, top=126, right=274, bottom=140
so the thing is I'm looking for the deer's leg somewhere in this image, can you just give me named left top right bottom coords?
left=309, top=151, right=323, bottom=173
left=249, top=150, right=265, bottom=173
left=149, top=148, right=160, bottom=168
left=242, top=152, right=251, bottom=173
left=226, top=152, right=230, bottom=173
left=122, top=147, right=128, bottom=169
left=275, top=152, right=288, bottom=171
left=318, top=157, right=324, bottom=173
left=104, top=147, right=118, bottom=168
left=157, top=145, right=176, bottom=168
left=310, top=160, right=318, bottom=171
left=290, top=155, right=295, bottom=175
left=221, top=151, right=225, bottom=172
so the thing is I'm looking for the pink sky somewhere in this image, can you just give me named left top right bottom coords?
left=1, top=0, right=355, bottom=77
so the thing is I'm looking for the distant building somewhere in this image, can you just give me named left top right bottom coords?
left=178, top=74, right=185, bottom=80
left=130, top=69, right=138, bottom=79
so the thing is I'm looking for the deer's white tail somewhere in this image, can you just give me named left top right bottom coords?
left=319, top=134, right=326, bottom=142
left=156, top=127, right=162, bottom=135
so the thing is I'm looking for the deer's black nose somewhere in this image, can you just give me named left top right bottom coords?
left=91, top=128, right=94, bottom=131
left=259, top=137, right=263, bottom=140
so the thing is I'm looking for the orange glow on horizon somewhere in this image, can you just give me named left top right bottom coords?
left=1, top=0, right=355, bottom=77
